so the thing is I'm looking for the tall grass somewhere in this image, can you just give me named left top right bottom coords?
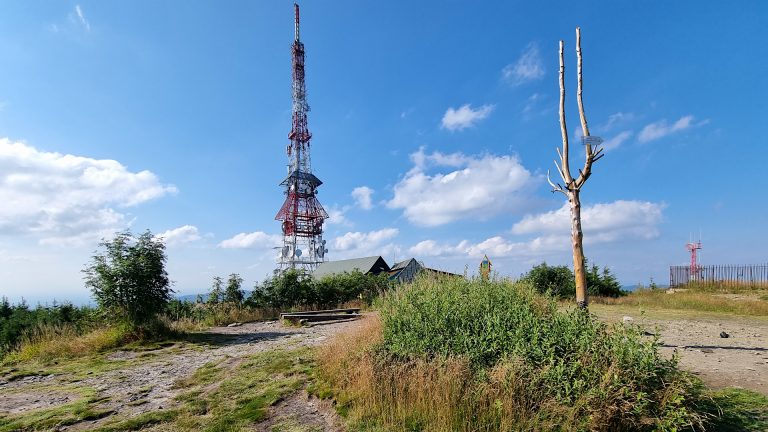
left=197, top=304, right=280, bottom=327
left=318, top=276, right=717, bottom=431
left=3, top=323, right=132, bottom=363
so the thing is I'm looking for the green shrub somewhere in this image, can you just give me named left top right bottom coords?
left=521, top=261, right=626, bottom=298
left=376, top=275, right=709, bottom=430
left=247, top=269, right=392, bottom=309
left=83, top=230, right=172, bottom=327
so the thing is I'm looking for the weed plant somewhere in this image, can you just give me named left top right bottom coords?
left=318, top=276, right=721, bottom=431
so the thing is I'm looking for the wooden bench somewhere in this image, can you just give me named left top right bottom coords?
left=280, top=308, right=361, bottom=324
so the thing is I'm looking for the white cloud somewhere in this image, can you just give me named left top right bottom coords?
left=71, top=5, right=90, bottom=31
left=409, top=200, right=665, bottom=260
left=522, top=93, right=540, bottom=114
left=0, top=138, right=177, bottom=245
left=408, top=236, right=562, bottom=260
left=351, top=186, right=374, bottom=210
left=441, top=104, right=494, bottom=131
left=325, top=205, right=352, bottom=226
left=333, top=228, right=398, bottom=252
left=502, top=43, right=544, bottom=85
left=512, top=200, right=665, bottom=242
left=409, top=240, right=442, bottom=256
left=601, top=112, right=636, bottom=131
left=638, top=115, right=707, bottom=143
left=156, top=225, right=201, bottom=247
left=388, top=148, right=538, bottom=226
left=218, top=231, right=281, bottom=249
left=601, top=130, right=633, bottom=151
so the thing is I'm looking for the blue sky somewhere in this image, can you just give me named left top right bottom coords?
left=1, top=1, right=766, bottom=304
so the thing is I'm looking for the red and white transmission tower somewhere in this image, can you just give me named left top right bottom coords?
left=275, top=3, right=328, bottom=273
left=686, top=240, right=702, bottom=280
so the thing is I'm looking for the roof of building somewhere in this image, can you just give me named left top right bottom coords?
left=312, top=256, right=390, bottom=279
left=390, top=258, right=418, bottom=272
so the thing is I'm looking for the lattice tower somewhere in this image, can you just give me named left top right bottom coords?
left=274, top=3, right=328, bottom=274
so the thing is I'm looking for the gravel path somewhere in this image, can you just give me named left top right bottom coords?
left=0, top=319, right=358, bottom=430
left=655, top=317, right=768, bottom=395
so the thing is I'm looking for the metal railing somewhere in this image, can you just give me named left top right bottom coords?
left=669, top=264, right=768, bottom=287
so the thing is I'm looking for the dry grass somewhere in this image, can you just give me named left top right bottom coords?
left=594, top=288, right=768, bottom=316
left=317, top=321, right=597, bottom=431
left=315, top=315, right=686, bottom=432
left=201, top=305, right=280, bottom=327
left=3, top=324, right=127, bottom=364
left=683, top=281, right=768, bottom=293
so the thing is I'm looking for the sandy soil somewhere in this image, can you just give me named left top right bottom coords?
left=0, top=319, right=357, bottom=431
left=594, top=308, right=768, bottom=395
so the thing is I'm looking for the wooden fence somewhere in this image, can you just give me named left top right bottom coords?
left=669, top=264, right=768, bottom=287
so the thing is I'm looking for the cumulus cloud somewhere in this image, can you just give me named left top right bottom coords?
left=325, top=205, right=352, bottom=226
left=156, top=225, right=201, bottom=247
left=0, top=138, right=177, bottom=245
left=333, top=228, right=398, bottom=252
left=388, top=148, right=538, bottom=226
left=512, top=200, right=665, bottom=242
left=409, top=200, right=665, bottom=260
left=218, top=231, right=281, bottom=249
left=502, top=43, right=544, bottom=85
left=601, top=131, right=633, bottom=151
left=441, top=104, right=494, bottom=131
left=408, top=236, right=563, bottom=260
left=351, top=186, right=374, bottom=210
left=638, top=115, right=707, bottom=143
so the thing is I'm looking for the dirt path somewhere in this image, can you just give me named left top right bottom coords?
left=593, top=307, right=768, bottom=395
left=0, top=319, right=356, bottom=431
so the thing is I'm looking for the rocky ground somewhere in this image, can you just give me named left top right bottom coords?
left=594, top=307, right=768, bottom=395
left=0, top=319, right=357, bottom=431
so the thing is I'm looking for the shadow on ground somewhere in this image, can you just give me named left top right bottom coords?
left=183, top=331, right=294, bottom=347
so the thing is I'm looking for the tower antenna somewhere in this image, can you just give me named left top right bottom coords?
left=686, top=239, right=703, bottom=281
left=275, top=3, right=328, bottom=274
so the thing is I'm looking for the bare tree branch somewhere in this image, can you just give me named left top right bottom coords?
left=574, top=27, right=602, bottom=190
left=558, top=40, right=573, bottom=184
left=576, top=27, right=591, bottom=141
left=546, top=170, right=567, bottom=195
left=553, top=159, right=567, bottom=184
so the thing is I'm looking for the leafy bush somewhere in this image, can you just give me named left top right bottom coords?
left=247, top=269, right=392, bottom=309
left=331, top=275, right=711, bottom=430
left=520, top=262, right=575, bottom=298
left=223, top=273, right=244, bottom=305
left=83, top=230, right=173, bottom=327
left=521, top=261, right=626, bottom=298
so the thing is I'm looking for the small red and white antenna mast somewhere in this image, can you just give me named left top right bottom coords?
left=685, top=238, right=702, bottom=281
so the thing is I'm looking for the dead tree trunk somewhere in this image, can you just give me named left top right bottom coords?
left=547, top=28, right=604, bottom=309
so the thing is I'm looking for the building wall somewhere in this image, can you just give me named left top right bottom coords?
left=395, top=259, right=423, bottom=283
